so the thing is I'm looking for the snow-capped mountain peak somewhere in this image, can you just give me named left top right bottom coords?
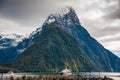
left=44, top=7, right=80, bottom=27
left=0, top=33, right=25, bottom=49
left=0, top=33, right=24, bottom=41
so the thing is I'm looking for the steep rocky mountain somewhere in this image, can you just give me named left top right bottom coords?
left=43, top=7, right=120, bottom=72
left=9, top=23, right=94, bottom=72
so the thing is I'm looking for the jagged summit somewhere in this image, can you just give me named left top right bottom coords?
left=44, top=7, right=80, bottom=28
left=28, top=7, right=80, bottom=38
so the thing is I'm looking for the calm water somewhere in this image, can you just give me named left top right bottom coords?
left=0, top=72, right=120, bottom=80
left=77, top=72, right=120, bottom=80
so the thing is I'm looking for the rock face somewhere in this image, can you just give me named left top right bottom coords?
left=10, top=23, right=94, bottom=72
left=1, top=7, right=120, bottom=72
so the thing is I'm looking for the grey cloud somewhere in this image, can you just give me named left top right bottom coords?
left=92, top=26, right=120, bottom=38
left=0, top=0, right=48, bottom=25
left=80, top=18, right=120, bottom=39
left=0, top=0, right=73, bottom=26
left=0, top=0, right=82, bottom=33
left=1, top=0, right=109, bottom=27
left=103, top=0, right=120, bottom=20
left=98, top=35, right=120, bottom=43
left=100, top=27, right=120, bottom=35
left=105, top=8, right=120, bottom=19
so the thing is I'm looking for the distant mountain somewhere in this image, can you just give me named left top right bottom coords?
left=0, top=27, right=42, bottom=64
left=9, top=23, right=94, bottom=72
left=0, top=33, right=24, bottom=49
left=0, top=34, right=24, bottom=64
left=15, top=27, right=42, bottom=55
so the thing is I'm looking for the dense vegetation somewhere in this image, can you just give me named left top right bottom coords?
left=0, top=47, right=18, bottom=64
left=0, top=65, right=18, bottom=73
left=8, top=23, right=94, bottom=72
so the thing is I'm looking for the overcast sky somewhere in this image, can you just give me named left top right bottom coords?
left=0, top=0, right=120, bottom=56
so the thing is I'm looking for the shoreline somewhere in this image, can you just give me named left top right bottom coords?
left=8, top=75, right=114, bottom=80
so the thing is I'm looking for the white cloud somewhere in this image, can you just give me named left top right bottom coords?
left=96, top=33, right=120, bottom=54
left=0, top=18, right=35, bottom=35
left=102, top=41, right=120, bottom=52
left=97, top=33, right=120, bottom=42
